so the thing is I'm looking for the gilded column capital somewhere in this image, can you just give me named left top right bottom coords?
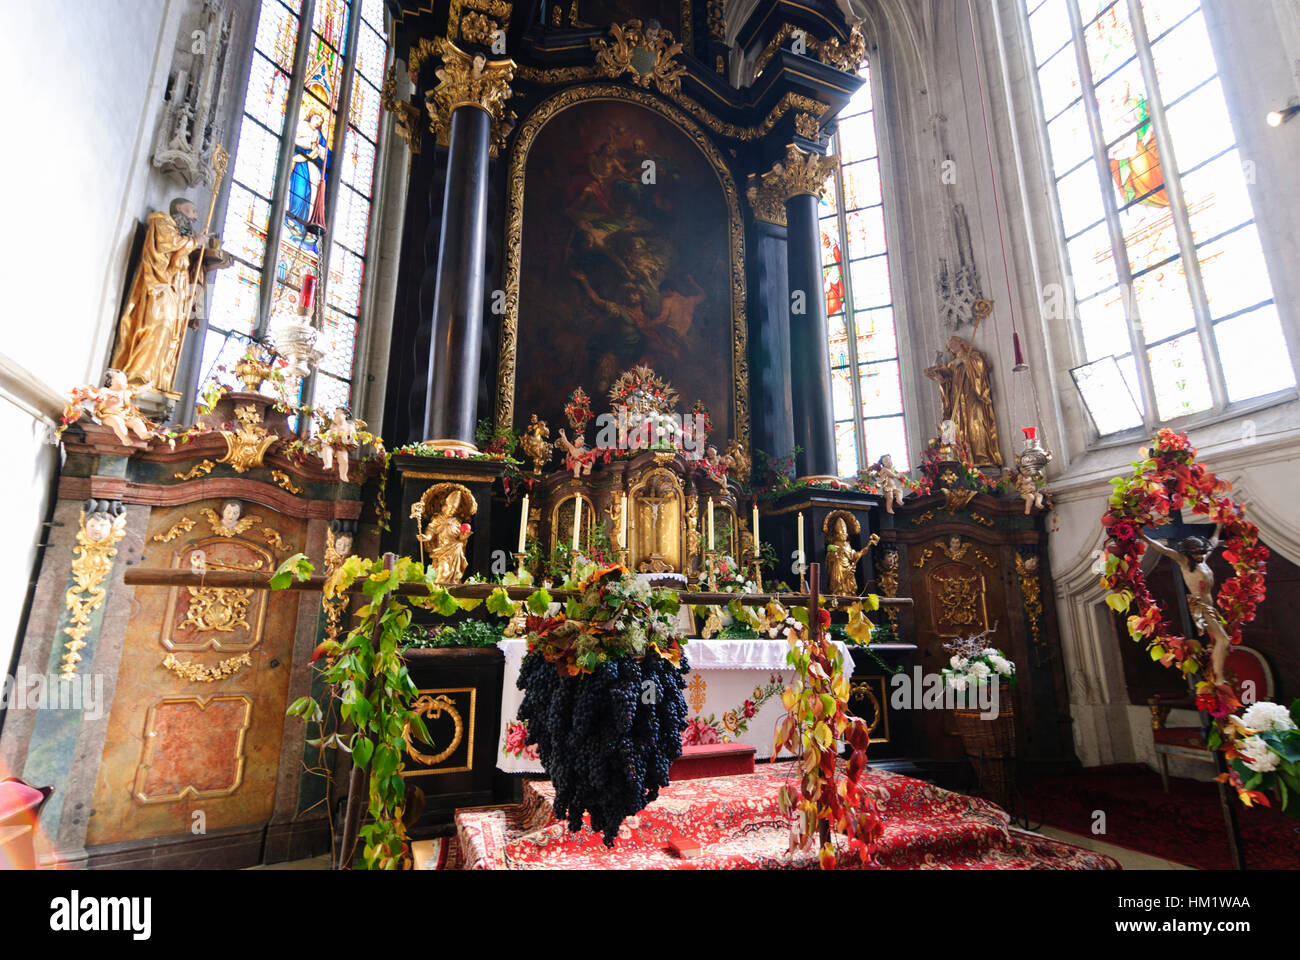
left=748, top=144, right=838, bottom=221
left=424, top=37, right=517, bottom=157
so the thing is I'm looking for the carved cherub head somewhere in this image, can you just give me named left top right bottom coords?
left=221, top=499, right=242, bottom=529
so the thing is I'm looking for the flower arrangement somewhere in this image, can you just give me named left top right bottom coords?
left=1217, top=700, right=1300, bottom=814
left=713, top=555, right=756, bottom=593
left=564, top=387, right=593, bottom=435
left=940, top=633, right=1017, bottom=692
left=475, top=417, right=519, bottom=458
left=1099, top=429, right=1270, bottom=807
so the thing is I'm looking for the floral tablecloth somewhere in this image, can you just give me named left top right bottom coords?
left=496, top=638, right=855, bottom=773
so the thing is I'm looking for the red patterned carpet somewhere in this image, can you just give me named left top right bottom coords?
left=1022, top=764, right=1300, bottom=870
left=448, top=762, right=1119, bottom=870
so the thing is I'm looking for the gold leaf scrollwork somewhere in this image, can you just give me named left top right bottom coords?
left=153, top=516, right=196, bottom=543
left=590, top=20, right=688, bottom=95
left=161, top=652, right=251, bottom=683
left=461, top=12, right=500, bottom=46
left=62, top=509, right=129, bottom=677
left=794, top=112, right=822, bottom=140
left=261, top=527, right=291, bottom=553
left=404, top=694, right=464, bottom=766
left=217, top=404, right=277, bottom=473
left=174, top=460, right=215, bottom=481
left=270, top=469, right=303, bottom=494
left=876, top=548, right=900, bottom=628
left=934, top=574, right=980, bottom=628
left=424, top=37, right=516, bottom=159
left=818, top=22, right=867, bottom=72
left=1016, top=553, right=1044, bottom=651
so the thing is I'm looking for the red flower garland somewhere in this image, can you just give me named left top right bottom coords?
left=1099, top=429, right=1269, bottom=803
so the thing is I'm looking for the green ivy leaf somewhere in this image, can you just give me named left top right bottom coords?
left=526, top=587, right=552, bottom=615
left=351, top=735, right=374, bottom=770
left=270, top=553, right=314, bottom=590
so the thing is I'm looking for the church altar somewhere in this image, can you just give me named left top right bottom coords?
left=495, top=637, right=856, bottom=774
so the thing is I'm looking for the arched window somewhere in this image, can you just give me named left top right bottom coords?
left=199, top=0, right=389, bottom=417
left=820, top=65, right=909, bottom=476
left=1022, top=0, right=1295, bottom=435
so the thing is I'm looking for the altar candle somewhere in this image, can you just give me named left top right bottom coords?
left=751, top=504, right=760, bottom=557
left=707, top=497, right=715, bottom=552
left=517, top=495, right=529, bottom=554
left=572, top=496, right=582, bottom=551
left=620, top=492, right=628, bottom=549
left=797, top=512, right=805, bottom=568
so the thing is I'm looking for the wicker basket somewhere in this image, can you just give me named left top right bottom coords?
left=952, top=683, right=1016, bottom=810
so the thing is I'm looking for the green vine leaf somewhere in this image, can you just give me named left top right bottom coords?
left=526, top=587, right=553, bottom=615
left=270, top=553, right=315, bottom=590
left=486, top=587, right=517, bottom=618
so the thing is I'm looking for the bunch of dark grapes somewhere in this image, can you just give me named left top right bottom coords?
left=517, top=651, right=690, bottom=846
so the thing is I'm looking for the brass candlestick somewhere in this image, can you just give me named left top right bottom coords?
left=705, top=550, right=719, bottom=591
left=750, top=554, right=764, bottom=592
left=513, top=551, right=528, bottom=579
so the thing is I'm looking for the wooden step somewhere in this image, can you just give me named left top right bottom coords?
left=669, top=743, right=756, bottom=781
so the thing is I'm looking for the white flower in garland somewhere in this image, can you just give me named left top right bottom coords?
left=949, top=675, right=969, bottom=692
left=967, top=661, right=991, bottom=681
left=949, top=655, right=968, bottom=671
left=1240, top=701, right=1296, bottom=734
left=988, top=654, right=1014, bottom=677
left=1237, top=735, right=1281, bottom=773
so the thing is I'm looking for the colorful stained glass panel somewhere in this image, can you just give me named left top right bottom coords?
left=1082, top=1, right=1136, bottom=80
left=1147, top=334, right=1212, bottom=419
left=823, top=262, right=845, bottom=317
left=827, top=315, right=850, bottom=367
left=845, top=205, right=886, bottom=258
left=313, top=0, right=351, bottom=54
left=1214, top=305, right=1296, bottom=402
left=244, top=52, right=293, bottom=136
left=255, top=0, right=299, bottom=69
left=341, top=130, right=377, bottom=197
left=219, top=184, right=272, bottom=267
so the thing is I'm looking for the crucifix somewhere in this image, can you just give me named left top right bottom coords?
left=1144, top=509, right=1244, bottom=870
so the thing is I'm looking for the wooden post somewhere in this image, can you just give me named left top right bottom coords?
left=335, top=552, right=396, bottom=869
left=809, top=562, right=832, bottom=852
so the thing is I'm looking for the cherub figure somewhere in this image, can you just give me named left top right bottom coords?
left=702, top=444, right=731, bottom=481
left=556, top=428, right=593, bottom=479
left=1142, top=524, right=1233, bottom=681
left=725, top=439, right=750, bottom=483
left=64, top=369, right=154, bottom=446
left=868, top=453, right=908, bottom=514
left=202, top=499, right=260, bottom=537
left=1006, top=465, right=1045, bottom=515
left=320, top=405, right=362, bottom=483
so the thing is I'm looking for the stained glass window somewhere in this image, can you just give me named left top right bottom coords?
left=821, top=65, right=909, bottom=476
left=1023, top=0, right=1294, bottom=435
left=198, top=0, right=389, bottom=418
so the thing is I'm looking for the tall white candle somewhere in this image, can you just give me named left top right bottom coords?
left=752, top=504, right=760, bottom=557
left=517, top=495, right=529, bottom=554
left=797, top=511, right=805, bottom=569
left=572, top=496, right=582, bottom=551
left=707, top=497, right=715, bottom=552
left=620, top=492, right=628, bottom=549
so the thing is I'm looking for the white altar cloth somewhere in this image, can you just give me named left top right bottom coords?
left=495, top=638, right=855, bottom=773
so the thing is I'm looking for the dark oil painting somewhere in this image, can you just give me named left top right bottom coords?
left=515, top=99, right=734, bottom=441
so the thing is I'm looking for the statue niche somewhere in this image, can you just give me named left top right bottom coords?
left=413, top=483, right=477, bottom=584
left=631, top=468, right=683, bottom=573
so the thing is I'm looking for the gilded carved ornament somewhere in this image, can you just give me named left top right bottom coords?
left=424, top=37, right=516, bottom=158
left=217, top=404, right=277, bottom=473
left=818, top=23, right=868, bottom=72
left=404, top=694, right=466, bottom=767
left=590, top=20, right=688, bottom=96
left=61, top=507, right=129, bottom=678
left=381, top=65, right=422, bottom=155
left=161, top=651, right=251, bottom=683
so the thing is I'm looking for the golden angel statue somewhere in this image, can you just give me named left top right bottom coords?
left=413, top=483, right=477, bottom=584
left=110, top=198, right=209, bottom=395
left=62, top=369, right=154, bottom=446
left=521, top=414, right=553, bottom=475
left=924, top=335, right=1002, bottom=467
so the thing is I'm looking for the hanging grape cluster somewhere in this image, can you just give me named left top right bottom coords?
left=517, top=651, right=690, bottom=846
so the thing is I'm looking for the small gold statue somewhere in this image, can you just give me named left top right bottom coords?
left=1142, top=525, right=1233, bottom=681
left=925, top=335, right=1002, bottom=467
left=413, top=483, right=477, bottom=583
left=110, top=198, right=210, bottom=396
left=825, top=514, right=876, bottom=597
left=725, top=439, right=751, bottom=484
left=867, top=453, right=908, bottom=514
left=521, top=414, right=554, bottom=475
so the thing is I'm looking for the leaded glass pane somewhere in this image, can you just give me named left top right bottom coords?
left=1066, top=222, right=1119, bottom=299
left=818, top=183, right=838, bottom=219
left=349, top=76, right=383, bottom=143
left=1140, top=0, right=1201, bottom=42
left=1036, top=45, right=1083, bottom=119
left=844, top=205, right=886, bottom=258
left=336, top=183, right=373, bottom=256
left=356, top=23, right=388, bottom=89
left=231, top=116, right=283, bottom=198
left=837, top=112, right=877, bottom=164
left=1196, top=227, right=1274, bottom=320
left=1029, top=0, right=1073, bottom=65
left=827, top=314, right=850, bottom=367
left=1117, top=352, right=1144, bottom=414
left=1163, top=81, right=1233, bottom=171
left=1147, top=333, right=1212, bottom=419
left=314, top=372, right=353, bottom=417
left=860, top=360, right=903, bottom=417
left=341, top=129, right=377, bottom=198
left=326, top=241, right=365, bottom=314
left=244, top=52, right=293, bottom=136
left=255, top=0, right=299, bottom=69
left=819, top=217, right=840, bottom=265
left=1082, top=1, right=1136, bottom=80
left=864, top=416, right=909, bottom=472
left=831, top=365, right=854, bottom=416
left=822, top=260, right=845, bottom=317
left=1076, top=287, right=1130, bottom=361
left=841, top=158, right=882, bottom=209
left=855, top=308, right=897, bottom=363
left=1105, top=119, right=1165, bottom=208
left=1179, top=150, right=1253, bottom=245
left=850, top=256, right=891, bottom=310
left=1046, top=101, right=1092, bottom=171
left=1214, top=306, right=1296, bottom=402
left=199, top=329, right=257, bottom=393
left=1056, top=161, right=1105, bottom=237
left=1132, top=262, right=1194, bottom=343
left=1149, top=14, right=1216, bottom=105
left=834, top=421, right=858, bottom=478
left=219, top=184, right=272, bottom=267
left=361, top=0, right=386, bottom=29
left=1116, top=195, right=1178, bottom=273
left=1093, top=60, right=1149, bottom=143
left=313, top=0, right=351, bottom=54
left=320, top=308, right=359, bottom=379
left=206, top=261, right=262, bottom=334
